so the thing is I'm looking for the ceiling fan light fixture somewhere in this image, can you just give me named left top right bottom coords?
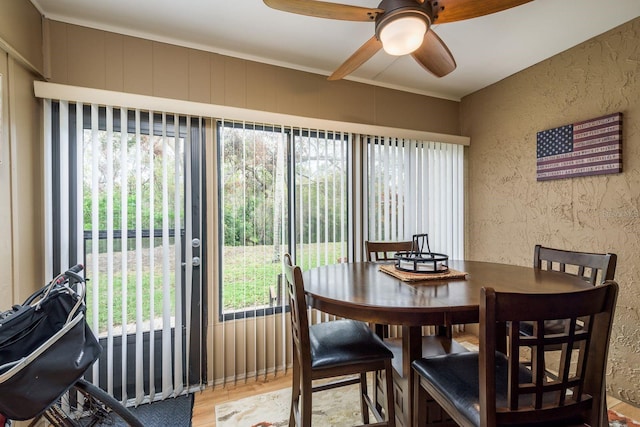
left=379, top=15, right=427, bottom=56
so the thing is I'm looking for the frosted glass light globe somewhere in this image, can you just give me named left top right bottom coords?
left=379, top=16, right=427, bottom=56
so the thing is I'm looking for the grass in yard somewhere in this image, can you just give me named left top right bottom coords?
left=85, top=242, right=346, bottom=331
left=85, top=270, right=175, bottom=334
left=221, top=243, right=345, bottom=312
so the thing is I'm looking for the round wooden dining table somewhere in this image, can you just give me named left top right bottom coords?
left=301, top=260, right=592, bottom=427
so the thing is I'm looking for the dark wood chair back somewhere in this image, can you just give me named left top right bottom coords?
left=412, top=281, right=618, bottom=427
left=365, top=240, right=413, bottom=262
left=480, top=282, right=618, bottom=426
left=534, top=244, right=617, bottom=285
left=283, top=253, right=310, bottom=371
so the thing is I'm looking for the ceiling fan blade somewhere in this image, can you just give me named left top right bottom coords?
left=433, top=0, right=533, bottom=24
left=263, top=0, right=383, bottom=21
left=411, top=30, right=456, bottom=77
left=328, top=36, right=383, bottom=81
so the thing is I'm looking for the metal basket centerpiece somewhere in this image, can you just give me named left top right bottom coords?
left=394, top=233, right=449, bottom=274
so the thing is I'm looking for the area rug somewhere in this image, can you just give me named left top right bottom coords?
left=115, top=393, right=194, bottom=426
left=215, top=383, right=640, bottom=427
left=215, top=385, right=362, bottom=427
left=610, top=409, right=640, bottom=427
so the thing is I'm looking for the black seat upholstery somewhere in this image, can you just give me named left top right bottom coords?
left=309, top=319, right=394, bottom=368
left=283, top=253, right=396, bottom=427
left=412, top=282, right=619, bottom=427
left=413, top=352, right=533, bottom=426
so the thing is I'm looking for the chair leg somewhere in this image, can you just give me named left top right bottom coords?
left=300, top=382, right=313, bottom=427
left=437, top=324, right=452, bottom=338
left=359, top=373, right=370, bottom=424
left=413, top=371, right=427, bottom=427
left=372, top=324, right=387, bottom=415
left=374, top=323, right=388, bottom=339
left=290, top=354, right=301, bottom=427
left=384, top=361, right=396, bottom=427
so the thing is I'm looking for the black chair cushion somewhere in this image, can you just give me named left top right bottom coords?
left=412, top=352, right=532, bottom=427
left=309, top=319, right=393, bottom=369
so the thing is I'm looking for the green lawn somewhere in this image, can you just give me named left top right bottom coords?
left=85, top=270, right=172, bottom=334
left=221, top=242, right=345, bottom=311
left=85, top=242, right=346, bottom=332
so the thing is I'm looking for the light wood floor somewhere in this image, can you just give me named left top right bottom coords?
left=192, top=372, right=292, bottom=427
left=191, top=333, right=640, bottom=426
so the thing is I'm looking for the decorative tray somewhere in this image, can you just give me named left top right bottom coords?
left=378, top=264, right=467, bottom=282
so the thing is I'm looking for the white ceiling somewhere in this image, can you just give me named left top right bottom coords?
left=31, top=0, right=640, bottom=101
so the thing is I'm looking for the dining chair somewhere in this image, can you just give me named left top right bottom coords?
left=533, top=244, right=617, bottom=286
left=521, top=245, right=617, bottom=338
left=365, top=240, right=413, bottom=262
left=411, top=281, right=619, bottom=427
left=283, top=253, right=396, bottom=427
left=527, top=244, right=618, bottom=426
left=365, top=240, right=414, bottom=338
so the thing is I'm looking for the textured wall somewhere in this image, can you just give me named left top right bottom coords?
left=461, top=18, right=640, bottom=404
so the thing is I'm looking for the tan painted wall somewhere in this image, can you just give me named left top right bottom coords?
left=45, top=21, right=461, bottom=136
left=0, top=0, right=43, bottom=73
left=461, top=18, right=640, bottom=404
left=0, top=7, right=46, bottom=426
left=0, top=1, right=46, bottom=309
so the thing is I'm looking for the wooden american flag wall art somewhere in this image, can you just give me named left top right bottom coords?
left=536, top=112, right=622, bottom=181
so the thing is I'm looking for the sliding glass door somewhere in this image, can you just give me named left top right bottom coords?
left=44, top=101, right=206, bottom=404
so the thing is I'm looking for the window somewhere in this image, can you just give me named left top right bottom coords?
left=217, top=121, right=349, bottom=318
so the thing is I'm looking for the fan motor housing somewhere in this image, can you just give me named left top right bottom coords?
left=374, top=0, right=434, bottom=38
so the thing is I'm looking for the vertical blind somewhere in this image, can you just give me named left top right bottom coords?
left=44, top=99, right=204, bottom=405
left=364, top=136, right=465, bottom=335
left=42, top=93, right=465, bottom=387
left=365, top=137, right=464, bottom=258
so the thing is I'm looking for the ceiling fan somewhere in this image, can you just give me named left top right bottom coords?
left=263, top=0, right=533, bottom=80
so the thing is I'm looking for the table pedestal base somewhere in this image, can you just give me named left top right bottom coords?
left=375, top=336, right=469, bottom=426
